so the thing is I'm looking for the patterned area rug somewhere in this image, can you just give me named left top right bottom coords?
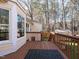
left=24, top=49, right=64, bottom=59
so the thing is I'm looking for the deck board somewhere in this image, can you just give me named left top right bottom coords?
left=0, top=41, right=68, bottom=59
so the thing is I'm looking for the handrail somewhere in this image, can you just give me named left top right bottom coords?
left=55, top=33, right=79, bottom=40
left=26, top=31, right=54, bottom=33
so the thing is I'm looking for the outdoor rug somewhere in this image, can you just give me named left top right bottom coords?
left=24, top=49, right=64, bottom=59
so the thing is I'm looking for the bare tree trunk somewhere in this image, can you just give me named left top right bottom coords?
left=30, top=0, right=33, bottom=21
left=46, top=0, right=49, bottom=25
left=45, top=0, right=50, bottom=31
left=62, top=0, right=65, bottom=30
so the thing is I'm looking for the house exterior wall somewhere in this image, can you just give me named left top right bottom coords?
left=0, top=1, right=26, bottom=56
left=30, top=22, right=42, bottom=32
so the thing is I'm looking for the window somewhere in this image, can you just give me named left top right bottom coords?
left=17, top=14, right=24, bottom=38
left=0, top=8, right=9, bottom=41
left=26, top=23, right=29, bottom=32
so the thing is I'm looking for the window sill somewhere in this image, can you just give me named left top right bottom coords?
left=0, top=40, right=11, bottom=45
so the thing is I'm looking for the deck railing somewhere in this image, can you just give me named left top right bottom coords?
left=26, top=32, right=54, bottom=41
left=26, top=32, right=42, bottom=41
left=54, top=33, right=79, bottom=59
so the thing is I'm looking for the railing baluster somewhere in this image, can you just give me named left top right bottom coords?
left=54, top=33, right=79, bottom=59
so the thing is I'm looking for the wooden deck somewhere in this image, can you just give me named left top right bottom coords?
left=0, top=41, right=68, bottom=59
